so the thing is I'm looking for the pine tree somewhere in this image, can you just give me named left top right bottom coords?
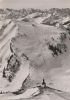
left=42, top=78, right=46, bottom=88
left=8, top=75, right=12, bottom=82
left=3, top=68, right=6, bottom=78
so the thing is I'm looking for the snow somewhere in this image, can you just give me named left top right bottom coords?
left=0, top=21, right=18, bottom=53
left=4, top=19, right=11, bottom=25
left=37, top=95, right=50, bottom=100
left=35, top=17, right=46, bottom=24
left=0, top=22, right=16, bottom=40
left=0, top=57, right=29, bottom=93
left=7, top=60, right=29, bottom=92
left=0, top=21, right=18, bottom=69
left=0, top=20, right=20, bottom=93
left=0, top=21, right=3, bottom=30
left=46, top=14, right=51, bottom=18
left=62, top=16, right=70, bottom=24
left=0, top=87, right=67, bottom=100
left=49, top=93, right=65, bottom=100
left=0, top=39, right=11, bottom=70
left=0, top=87, right=40, bottom=100
left=0, top=19, right=11, bottom=31
left=27, top=12, right=41, bottom=18
left=0, top=18, right=70, bottom=100
left=48, top=68, right=70, bottom=92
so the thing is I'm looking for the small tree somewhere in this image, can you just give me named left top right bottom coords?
left=42, top=78, right=46, bottom=88
left=3, top=68, right=6, bottom=78
left=8, top=75, right=12, bottom=82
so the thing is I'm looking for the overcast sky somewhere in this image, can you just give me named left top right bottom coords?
left=0, top=0, right=70, bottom=9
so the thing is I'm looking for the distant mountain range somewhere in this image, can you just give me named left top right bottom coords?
left=0, top=8, right=70, bottom=19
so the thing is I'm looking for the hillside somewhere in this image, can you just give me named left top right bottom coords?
left=0, top=8, right=70, bottom=100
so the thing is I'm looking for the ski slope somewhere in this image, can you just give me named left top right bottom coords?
left=0, top=19, right=18, bottom=67
left=0, top=19, right=19, bottom=92
left=0, top=18, right=70, bottom=100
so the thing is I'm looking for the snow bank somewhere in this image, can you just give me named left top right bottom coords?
left=62, top=17, right=70, bottom=24
left=1, top=87, right=40, bottom=100
left=35, top=17, right=46, bottom=24
left=0, top=19, right=18, bottom=65
left=0, top=19, right=19, bottom=92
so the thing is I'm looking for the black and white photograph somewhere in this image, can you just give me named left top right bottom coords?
left=0, top=0, right=70, bottom=100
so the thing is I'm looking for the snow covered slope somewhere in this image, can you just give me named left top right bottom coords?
left=0, top=19, right=18, bottom=67
left=1, top=16, right=70, bottom=100
left=12, top=21, right=70, bottom=92
left=0, top=19, right=18, bottom=92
